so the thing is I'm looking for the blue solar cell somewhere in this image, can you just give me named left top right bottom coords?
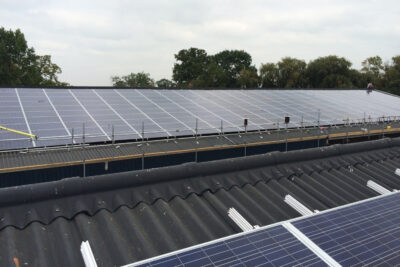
left=2, top=88, right=400, bottom=149
left=292, top=193, right=400, bottom=266
left=132, top=225, right=326, bottom=267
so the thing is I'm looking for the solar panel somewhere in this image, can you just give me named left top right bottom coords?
left=128, top=225, right=326, bottom=267
left=1, top=88, right=400, bottom=150
left=124, top=192, right=400, bottom=267
left=292, top=192, right=400, bottom=266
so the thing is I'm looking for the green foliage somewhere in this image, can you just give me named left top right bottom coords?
left=111, top=72, right=155, bottom=87
left=238, top=68, right=259, bottom=88
left=38, top=55, right=68, bottom=86
left=192, top=62, right=229, bottom=88
left=172, top=48, right=209, bottom=87
left=172, top=48, right=257, bottom=88
left=0, top=27, right=67, bottom=86
left=276, top=57, right=307, bottom=88
left=156, top=78, right=175, bottom=88
left=347, top=69, right=366, bottom=89
left=381, top=56, right=400, bottom=95
left=361, top=56, right=384, bottom=76
left=259, top=63, right=278, bottom=88
left=360, top=56, right=384, bottom=88
left=306, top=55, right=353, bottom=88
left=213, top=50, right=257, bottom=88
left=320, top=74, right=353, bottom=88
left=118, top=47, right=400, bottom=93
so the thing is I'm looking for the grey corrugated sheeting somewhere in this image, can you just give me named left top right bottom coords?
left=1, top=138, right=400, bottom=266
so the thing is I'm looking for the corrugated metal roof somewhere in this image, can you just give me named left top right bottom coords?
left=1, top=138, right=400, bottom=266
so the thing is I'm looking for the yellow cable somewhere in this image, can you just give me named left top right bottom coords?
left=0, top=126, right=37, bottom=139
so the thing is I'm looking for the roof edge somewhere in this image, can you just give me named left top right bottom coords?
left=0, top=137, right=397, bottom=208
left=0, top=86, right=368, bottom=90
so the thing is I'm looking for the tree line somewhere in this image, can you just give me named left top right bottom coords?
left=1, top=28, right=399, bottom=94
left=0, top=27, right=68, bottom=86
left=113, top=47, right=400, bottom=95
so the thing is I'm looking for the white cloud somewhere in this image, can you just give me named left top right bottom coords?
left=0, top=0, right=399, bottom=85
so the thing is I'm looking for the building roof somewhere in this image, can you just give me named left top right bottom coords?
left=1, top=138, right=400, bottom=266
left=1, top=121, right=399, bottom=176
left=2, top=88, right=399, bottom=150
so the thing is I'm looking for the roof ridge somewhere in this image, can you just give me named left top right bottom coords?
left=0, top=138, right=397, bottom=230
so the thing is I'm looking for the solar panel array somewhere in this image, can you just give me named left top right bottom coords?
left=128, top=193, right=400, bottom=267
left=1, top=88, right=400, bottom=150
left=293, top=192, right=400, bottom=266
left=133, top=225, right=325, bottom=267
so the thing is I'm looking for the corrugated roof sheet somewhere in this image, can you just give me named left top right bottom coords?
left=1, top=138, right=400, bottom=266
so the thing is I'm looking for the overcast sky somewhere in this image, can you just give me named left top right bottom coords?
left=1, top=0, right=399, bottom=85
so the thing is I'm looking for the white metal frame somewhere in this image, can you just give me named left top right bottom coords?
left=114, top=89, right=171, bottom=137
left=367, top=180, right=392, bottom=195
left=15, top=88, right=36, bottom=147
left=92, top=90, right=142, bottom=138
left=135, top=89, right=195, bottom=134
left=80, top=240, right=97, bottom=267
left=282, top=222, right=340, bottom=267
left=171, top=91, right=240, bottom=131
left=69, top=89, right=111, bottom=141
left=155, top=90, right=217, bottom=131
left=42, top=88, right=73, bottom=140
left=123, top=191, right=399, bottom=267
left=284, top=194, right=315, bottom=216
left=227, top=207, right=258, bottom=232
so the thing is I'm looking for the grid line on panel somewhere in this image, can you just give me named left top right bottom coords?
left=302, top=91, right=360, bottom=116
left=372, top=92, right=400, bottom=112
left=237, top=91, right=283, bottom=118
left=14, top=88, right=36, bottom=147
left=114, top=90, right=171, bottom=137
left=129, top=225, right=325, bottom=267
left=171, top=91, right=240, bottom=130
left=155, top=90, right=218, bottom=132
left=135, top=90, right=195, bottom=134
left=297, top=194, right=400, bottom=240
left=92, top=90, right=142, bottom=138
left=292, top=192, right=400, bottom=266
left=191, top=91, right=263, bottom=130
left=273, top=92, right=324, bottom=123
left=68, top=89, right=111, bottom=141
left=42, top=89, right=72, bottom=138
left=283, top=222, right=340, bottom=267
left=321, top=91, right=384, bottom=117
left=210, top=91, right=273, bottom=125
left=3, top=89, right=400, bottom=150
left=240, top=91, right=301, bottom=127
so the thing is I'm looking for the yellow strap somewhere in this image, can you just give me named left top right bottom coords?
left=0, top=126, right=37, bottom=139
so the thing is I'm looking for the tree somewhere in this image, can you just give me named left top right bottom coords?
left=192, top=62, right=229, bottom=88
left=156, top=78, right=174, bottom=88
left=172, top=48, right=209, bottom=87
left=348, top=69, right=366, bottom=89
left=381, top=56, right=400, bottom=95
left=276, top=57, right=307, bottom=88
left=259, top=63, right=278, bottom=88
left=360, top=56, right=384, bottom=88
left=38, top=55, right=68, bottom=86
left=156, top=78, right=175, bottom=88
left=238, top=68, right=259, bottom=88
left=213, top=50, right=256, bottom=87
left=306, top=55, right=353, bottom=88
left=361, top=56, right=384, bottom=77
left=111, top=72, right=155, bottom=87
left=0, top=27, right=67, bottom=86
